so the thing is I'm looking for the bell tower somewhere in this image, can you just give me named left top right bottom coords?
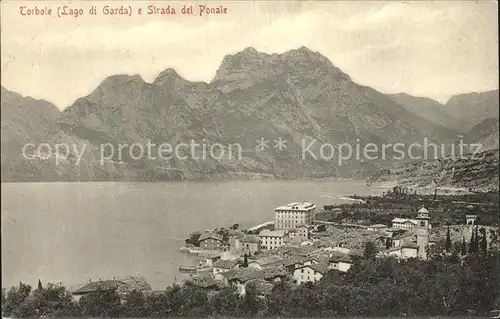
left=416, top=206, right=430, bottom=260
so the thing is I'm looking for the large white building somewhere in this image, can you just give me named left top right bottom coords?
left=275, top=202, right=316, bottom=230
left=391, top=218, right=419, bottom=230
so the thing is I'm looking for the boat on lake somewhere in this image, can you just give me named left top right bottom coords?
left=178, top=265, right=197, bottom=273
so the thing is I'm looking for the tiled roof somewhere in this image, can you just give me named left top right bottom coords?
left=199, top=233, right=223, bottom=241
left=240, top=235, right=260, bottom=243
left=392, top=218, right=418, bottom=224
left=283, top=255, right=307, bottom=267
left=368, top=224, right=387, bottom=228
left=214, top=259, right=239, bottom=269
left=296, top=245, right=317, bottom=256
left=328, top=252, right=353, bottom=263
left=260, top=267, right=288, bottom=280
left=259, top=230, right=285, bottom=238
left=296, top=262, right=329, bottom=275
left=401, top=243, right=419, bottom=249
left=73, top=280, right=120, bottom=295
left=275, top=202, right=315, bottom=211
left=188, top=275, right=225, bottom=289
left=250, top=255, right=283, bottom=267
left=393, top=232, right=415, bottom=240
left=222, top=267, right=288, bottom=283
left=73, top=276, right=152, bottom=295
left=115, top=276, right=151, bottom=294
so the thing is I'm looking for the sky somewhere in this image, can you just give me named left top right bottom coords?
left=1, top=0, right=498, bottom=110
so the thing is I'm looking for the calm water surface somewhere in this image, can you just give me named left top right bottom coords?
left=1, top=180, right=379, bottom=290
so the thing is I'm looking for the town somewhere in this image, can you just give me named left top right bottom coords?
left=2, top=188, right=499, bottom=317
left=176, top=192, right=498, bottom=294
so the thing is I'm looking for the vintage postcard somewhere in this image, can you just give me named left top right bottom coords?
left=1, top=0, right=499, bottom=318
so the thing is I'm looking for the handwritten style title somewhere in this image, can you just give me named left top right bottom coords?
left=19, top=4, right=228, bottom=18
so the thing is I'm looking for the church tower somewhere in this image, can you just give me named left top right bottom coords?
left=416, top=206, right=430, bottom=260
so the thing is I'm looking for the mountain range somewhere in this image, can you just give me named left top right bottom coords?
left=1, top=47, right=498, bottom=182
left=388, top=90, right=499, bottom=132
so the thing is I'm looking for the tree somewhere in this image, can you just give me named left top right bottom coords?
left=469, top=230, right=476, bottom=254
left=461, top=237, right=467, bottom=256
left=217, top=228, right=230, bottom=242
left=231, top=223, right=239, bottom=230
left=479, top=228, right=487, bottom=252
left=210, top=286, right=242, bottom=316
left=186, top=232, right=201, bottom=247
left=242, top=253, right=249, bottom=268
left=37, top=279, right=43, bottom=291
left=474, top=227, right=480, bottom=252
left=2, top=282, right=35, bottom=318
left=364, top=241, right=377, bottom=259
left=385, top=237, right=392, bottom=249
left=1, top=288, right=6, bottom=314
left=79, top=289, right=122, bottom=317
left=445, top=226, right=452, bottom=252
left=122, top=290, right=147, bottom=317
left=32, top=283, right=78, bottom=317
left=241, top=283, right=262, bottom=317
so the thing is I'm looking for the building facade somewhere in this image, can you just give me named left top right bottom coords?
left=466, top=214, right=478, bottom=225
left=293, top=263, right=328, bottom=285
left=296, top=224, right=310, bottom=239
left=391, top=218, right=418, bottom=230
left=259, top=230, right=285, bottom=250
left=386, top=244, right=419, bottom=259
left=239, top=235, right=261, bottom=255
left=275, top=202, right=316, bottom=230
left=198, top=233, right=223, bottom=250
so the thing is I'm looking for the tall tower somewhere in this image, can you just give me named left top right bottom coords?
left=416, top=206, right=430, bottom=260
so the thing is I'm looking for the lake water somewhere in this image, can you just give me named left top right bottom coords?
left=1, top=180, right=378, bottom=290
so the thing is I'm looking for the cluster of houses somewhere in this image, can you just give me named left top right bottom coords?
left=55, top=201, right=484, bottom=303
left=68, top=202, right=482, bottom=301
left=185, top=202, right=357, bottom=296
left=189, top=245, right=356, bottom=296
left=189, top=203, right=451, bottom=295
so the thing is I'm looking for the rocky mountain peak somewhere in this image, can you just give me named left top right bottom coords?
left=84, top=74, right=146, bottom=102
left=100, top=74, right=145, bottom=87
left=212, top=46, right=350, bottom=86
left=153, top=68, right=189, bottom=88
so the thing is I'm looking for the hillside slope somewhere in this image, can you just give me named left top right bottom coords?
left=463, top=117, right=499, bottom=151
left=387, top=93, right=464, bottom=131
left=444, top=90, right=499, bottom=132
left=1, top=87, right=61, bottom=179
left=367, top=149, right=499, bottom=192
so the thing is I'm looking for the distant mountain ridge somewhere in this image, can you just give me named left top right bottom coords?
left=387, top=93, right=465, bottom=131
left=1, top=87, right=60, bottom=179
left=444, top=90, right=499, bottom=131
left=388, top=90, right=499, bottom=133
left=1, top=46, right=497, bottom=182
left=464, top=117, right=499, bottom=151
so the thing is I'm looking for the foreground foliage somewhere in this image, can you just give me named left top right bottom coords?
left=2, top=251, right=499, bottom=318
